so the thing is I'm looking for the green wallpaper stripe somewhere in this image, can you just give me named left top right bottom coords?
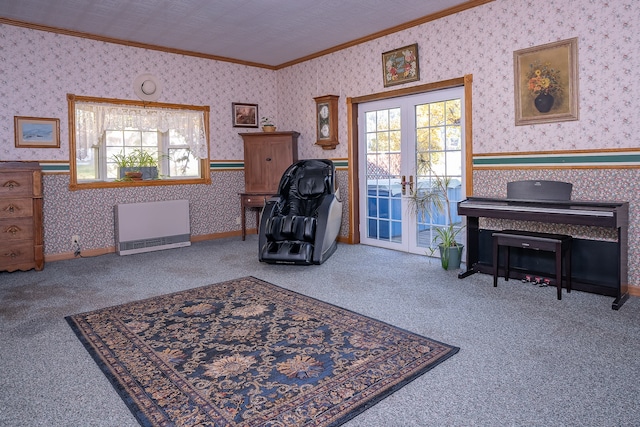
left=39, top=159, right=349, bottom=173
left=210, top=159, right=349, bottom=169
left=210, top=161, right=243, bottom=170
left=474, top=152, right=640, bottom=167
left=37, top=155, right=639, bottom=172
left=40, top=163, right=69, bottom=172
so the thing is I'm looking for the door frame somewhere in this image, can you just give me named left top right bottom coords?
left=345, top=74, right=474, bottom=244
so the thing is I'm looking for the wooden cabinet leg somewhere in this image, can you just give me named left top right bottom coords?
left=241, top=204, right=246, bottom=241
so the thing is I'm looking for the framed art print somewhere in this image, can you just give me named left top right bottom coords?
left=14, top=116, right=60, bottom=148
left=382, top=43, right=420, bottom=88
left=232, top=103, right=258, bottom=128
left=514, top=38, right=579, bottom=125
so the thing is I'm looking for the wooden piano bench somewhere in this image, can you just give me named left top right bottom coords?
left=492, top=230, right=572, bottom=300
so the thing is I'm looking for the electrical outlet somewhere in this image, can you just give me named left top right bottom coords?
left=235, top=217, right=241, bottom=225
left=72, top=234, right=80, bottom=244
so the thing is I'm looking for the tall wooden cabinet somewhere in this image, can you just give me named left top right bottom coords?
left=0, top=162, right=44, bottom=272
left=240, top=131, right=299, bottom=193
left=239, top=131, right=299, bottom=239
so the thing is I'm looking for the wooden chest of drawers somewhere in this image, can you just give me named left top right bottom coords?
left=0, top=162, right=44, bottom=272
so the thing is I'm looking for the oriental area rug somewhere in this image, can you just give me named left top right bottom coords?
left=66, top=276, right=459, bottom=427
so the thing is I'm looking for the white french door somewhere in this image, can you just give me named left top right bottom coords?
left=358, top=86, right=465, bottom=255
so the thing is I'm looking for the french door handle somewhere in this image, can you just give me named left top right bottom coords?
left=401, top=175, right=406, bottom=195
left=409, top=175, right=414, bottom=194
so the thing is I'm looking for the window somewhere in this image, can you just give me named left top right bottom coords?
left=68, top=94, right=210, bottom=190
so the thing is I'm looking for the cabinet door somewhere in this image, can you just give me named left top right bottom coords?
left=244, top=136, right=296, bottom=193
left=264, top=139, right=295, bottom=191
left=243, top=139, right=269, bottom=193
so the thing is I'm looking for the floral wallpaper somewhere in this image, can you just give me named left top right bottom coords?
left=0, top=25, right=278, bottom=162
left=1, top=0, right=639, bottom=286
left=277, top=0, right=639, bottom=157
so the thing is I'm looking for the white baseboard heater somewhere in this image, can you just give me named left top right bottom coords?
left=114, top=200, right=191, bottom=256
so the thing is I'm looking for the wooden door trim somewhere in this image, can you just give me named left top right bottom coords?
left=346, top=74, right=473, bottom=244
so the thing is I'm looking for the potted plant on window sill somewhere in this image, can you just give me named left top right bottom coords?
left=261, top=117, right=276, bottom=132
left=111, top=149, right=160, bottom=180
left=407, top=174, right=465, bottom=270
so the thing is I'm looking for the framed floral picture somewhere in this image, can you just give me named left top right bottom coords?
left=382, top=43, right=420, bottom=87
left=232, top=103, right=258, bottom=128
left=14, top=116, right=60, bottom=148
left=514, top=38, right=579, bottom=125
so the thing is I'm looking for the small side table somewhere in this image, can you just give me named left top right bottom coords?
left=239, top=193, right=273, bottom=241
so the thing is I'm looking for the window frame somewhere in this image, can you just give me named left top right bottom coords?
left=67, top=93, right=211, bottom=191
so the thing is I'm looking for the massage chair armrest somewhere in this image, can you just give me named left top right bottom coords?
left=262, top=195, right=285, bottom=217
left=312, top=193, right=342, bottom=264
left=258, top=195, right=285, bottom=252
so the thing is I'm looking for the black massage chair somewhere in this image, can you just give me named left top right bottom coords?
left=258, top=159, right=342, bottom=265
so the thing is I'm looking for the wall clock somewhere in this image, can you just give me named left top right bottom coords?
left=313, top=95, right=339, bottom=150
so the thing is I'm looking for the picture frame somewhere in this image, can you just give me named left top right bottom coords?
left=382, top=43, right=420, bottom=88
left=14, top=116, right=61, bottom=148
left=514, top=38, right=579, bottom=126
left=232, top=103, right=258, bottom=128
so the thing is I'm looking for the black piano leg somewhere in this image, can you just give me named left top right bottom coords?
left=612, top=293, right=629, bottom=310
left=459, top=216, right=479, bottom=279
left=458, top=267, right=477, bottom=279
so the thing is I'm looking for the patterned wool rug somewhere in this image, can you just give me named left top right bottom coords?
left=66, top=277, right=459, bottom=427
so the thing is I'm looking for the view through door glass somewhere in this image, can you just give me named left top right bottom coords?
left=359, top=87, right=465, bottom=255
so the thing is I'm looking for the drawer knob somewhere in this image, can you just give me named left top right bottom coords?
left=3, top=204, right=20, bottom=214
left=2, top=180, right=21, bottom=189
left=5, top=225, right=21, bottom=235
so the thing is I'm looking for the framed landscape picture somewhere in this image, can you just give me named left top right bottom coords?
left=14, top=116, right=60, bottom=148
left=514, top=38, right=579, bottom=125
left=382, top=43, right=420, bottom=87
left=232, top=103, right=258, bottom=128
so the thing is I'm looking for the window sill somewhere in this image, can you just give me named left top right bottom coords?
left=69, top=176, right=211, bottom=191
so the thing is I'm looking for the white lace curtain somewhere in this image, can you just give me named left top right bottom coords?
left=75, top=102, right=207, bottom=160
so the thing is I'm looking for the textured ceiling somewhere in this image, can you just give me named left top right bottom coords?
left=0, top=0, right=474, bottom=67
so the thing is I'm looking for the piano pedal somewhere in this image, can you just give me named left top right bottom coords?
left=535, top=277, right=550, bottom=287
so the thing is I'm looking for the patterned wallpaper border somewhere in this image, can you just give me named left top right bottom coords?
left=474, top=150, right=640, bottom=169
left=37, top=158, right=350, bottom=173
left=208, top=158, right=350, bottom=170
left=35, top=150, right=640, bottom=174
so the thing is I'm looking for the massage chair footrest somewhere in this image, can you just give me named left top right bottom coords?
left=261, top=241, right=314, bottom=264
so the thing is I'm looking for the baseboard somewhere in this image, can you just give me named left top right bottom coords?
left=45, top=246, right=115, bottom=262
left=191, top=230, right=243, bottom=242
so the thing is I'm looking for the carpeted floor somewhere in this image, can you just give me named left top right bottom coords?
left=66, top=276, right=458, bottom=426
left=2, top=236, right=640, bottom=426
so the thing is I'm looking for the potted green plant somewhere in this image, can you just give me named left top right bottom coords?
left=408, top=174, right=465, bottom=270
left=261, top=117, right=276, bottom=132
left=111, top=149, right=160, bottom=180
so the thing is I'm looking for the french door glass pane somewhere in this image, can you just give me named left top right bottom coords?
left=359, top=87, right=464, bottom=255
left=414, top=98, right=464, bottom=250
left=365, top=109, right=402, bottom=243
